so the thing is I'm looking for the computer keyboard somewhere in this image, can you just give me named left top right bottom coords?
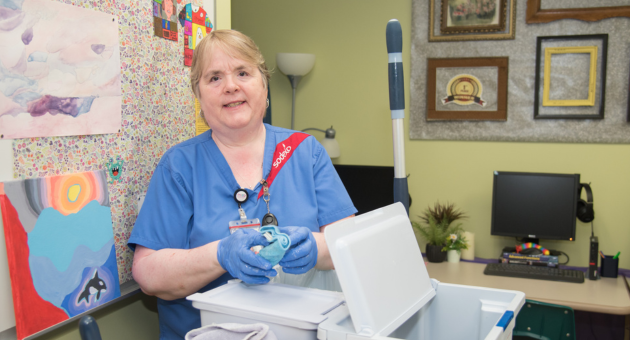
left=484, top=263, right=585, bottom=283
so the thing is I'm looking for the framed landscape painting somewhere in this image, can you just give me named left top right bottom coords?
left=429, top=0, right=515, bottom=42
left=441, top=0, right=507, bottom=34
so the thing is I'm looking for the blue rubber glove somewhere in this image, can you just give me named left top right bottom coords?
left=277, top=227, right=318, bottom=274
left=217, top=229, right=277, bottom=284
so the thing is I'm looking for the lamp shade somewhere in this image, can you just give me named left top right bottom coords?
left=320, top=137, right=340, bottom=158
left=276, top=53, right=316, bottom=76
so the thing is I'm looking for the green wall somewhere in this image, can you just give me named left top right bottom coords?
left=232, top=0, right=629, bottom=270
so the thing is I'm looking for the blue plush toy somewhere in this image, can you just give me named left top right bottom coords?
left=257, top=226, right=291, bottom=266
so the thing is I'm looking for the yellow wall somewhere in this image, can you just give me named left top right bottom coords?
left=37, top=294, right=158, bottom=340
left=232, top=0, right=630, bottom=270
left=215, top=0, right=231, bottom=29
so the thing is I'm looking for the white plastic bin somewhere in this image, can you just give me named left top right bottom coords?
left=188, top=203, right=525, bottom=340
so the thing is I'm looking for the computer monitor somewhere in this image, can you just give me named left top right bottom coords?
left=491, top=171, right=580, bottom=244
left=334, top=164, right=403, bottom=215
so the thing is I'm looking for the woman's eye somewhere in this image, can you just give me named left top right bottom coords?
left=209, top=76, right=219, bottom=82
left=238, top=71, right=248, bottom=77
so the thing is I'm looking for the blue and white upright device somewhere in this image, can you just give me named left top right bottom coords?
left=386, top=19, right=409, bottom=215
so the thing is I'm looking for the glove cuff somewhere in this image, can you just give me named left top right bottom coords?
left=216, top=237, right=229, bottom=272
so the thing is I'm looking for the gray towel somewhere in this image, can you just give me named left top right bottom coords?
left=185, top=323, right=278, bottom=340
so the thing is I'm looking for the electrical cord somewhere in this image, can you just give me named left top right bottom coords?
left=556, top=251, right=569, bottom=265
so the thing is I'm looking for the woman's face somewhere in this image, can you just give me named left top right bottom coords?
left=198, top=47, right=267, bottom=134
left=163, top=0, right=173, bottom=18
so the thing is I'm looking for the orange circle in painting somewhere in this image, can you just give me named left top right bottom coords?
left=51, top=173, right=96, bottom=215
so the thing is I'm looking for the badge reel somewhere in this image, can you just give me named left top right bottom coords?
left=228, top=189, right=261, bottom=234
left=260, top=180, right=278, bottom=226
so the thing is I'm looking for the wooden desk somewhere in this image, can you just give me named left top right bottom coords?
left=425, top=261, right=630, bottom=315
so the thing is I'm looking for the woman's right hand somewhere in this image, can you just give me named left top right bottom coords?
left=277, top=226, right=318, bottom=274
left=217, top=229, right=277, bottom=284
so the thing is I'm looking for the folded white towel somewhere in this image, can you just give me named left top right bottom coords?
left=185, top=323, right=278, bottom=340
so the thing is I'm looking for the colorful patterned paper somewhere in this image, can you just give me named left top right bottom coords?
left=153, top=0, right=178, bottom=41
left=179, top=3, right=213, bottom=66
left=195, top=98, right=209, bottom=135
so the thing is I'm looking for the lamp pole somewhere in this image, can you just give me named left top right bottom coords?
left=287, top=75, right=303, bottom=130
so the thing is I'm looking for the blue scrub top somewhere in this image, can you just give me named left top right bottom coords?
left=128, top=124, right=356, bottom=339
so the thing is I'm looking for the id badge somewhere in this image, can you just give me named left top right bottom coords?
left=229, top=218, right=262, bottom=253
left=228, top=218, right=261, bottom=234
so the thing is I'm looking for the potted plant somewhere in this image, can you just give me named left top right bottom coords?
left=443, top=232, right=469, bottom=263
left=412, top=202, right=467, bottom=263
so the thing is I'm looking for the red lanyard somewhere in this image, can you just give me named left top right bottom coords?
left=257, top=132, right=309, bottom=199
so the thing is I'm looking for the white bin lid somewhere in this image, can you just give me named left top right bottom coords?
left=187, top=280, right=345, bottom=330
left=324, top=202, right=436, bottom=338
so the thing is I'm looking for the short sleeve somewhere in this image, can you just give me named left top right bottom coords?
left=127, top=163, right=193, bottom=251
left=311, top=145, right=357, bottom=226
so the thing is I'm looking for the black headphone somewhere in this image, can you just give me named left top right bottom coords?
left=576, top=183, right=594, bottom=223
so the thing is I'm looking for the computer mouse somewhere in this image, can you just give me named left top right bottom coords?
left=520, top=247, right=543, bottom=255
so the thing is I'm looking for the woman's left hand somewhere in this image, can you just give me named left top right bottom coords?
left=277, top=226, right=318, bottom=274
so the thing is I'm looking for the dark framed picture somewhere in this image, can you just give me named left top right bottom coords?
left=429, top=0, right=515, bottom=42
left=534, top=34, right=608, bottom=120
left=440, top=0, right=507, bottom=35
left=526, top=0, right=630, bottom=24
left=427, top=57, right=508, bottom=121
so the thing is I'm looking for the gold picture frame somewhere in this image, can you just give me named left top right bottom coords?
left=543, top=46, right=598, bottom=107
left=534, top=34, right=608, bottom=120
left=429, top=0, right=515, bottom=42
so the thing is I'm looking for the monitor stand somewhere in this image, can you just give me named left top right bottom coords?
left=517, top=237, right=540, bottom=245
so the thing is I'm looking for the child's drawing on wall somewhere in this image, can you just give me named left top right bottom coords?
left=153, top=0, right=178, bottom=41
left=179, top=3, right=213, bottom=66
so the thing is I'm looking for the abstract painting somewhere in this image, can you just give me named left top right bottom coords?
left=0, top=0, right=121, bottom=139
left=0, top=170, right=120, bottom=340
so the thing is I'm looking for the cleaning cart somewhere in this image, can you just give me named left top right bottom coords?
left=187, top=203, right=525, bottom=340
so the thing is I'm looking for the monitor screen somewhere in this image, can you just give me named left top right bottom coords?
left=491, top=171, right=580, bottom=242
left=334, top=164, right=398, bottom=215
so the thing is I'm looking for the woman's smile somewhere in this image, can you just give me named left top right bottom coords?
left=224, top=101, right=245, bottom=108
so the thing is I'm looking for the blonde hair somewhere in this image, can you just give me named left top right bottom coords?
left=190, top=30, right=270, bottom=102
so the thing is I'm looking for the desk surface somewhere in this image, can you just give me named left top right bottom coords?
left=425, top=261, right=630, bottom=315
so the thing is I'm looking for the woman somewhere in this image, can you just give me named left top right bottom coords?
left=128, top=30, right=356, bottom=339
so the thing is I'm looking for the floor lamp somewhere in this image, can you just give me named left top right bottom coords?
left=277, top=53, right=341, bottom=158
left=276, top=53, right=315, bottom=130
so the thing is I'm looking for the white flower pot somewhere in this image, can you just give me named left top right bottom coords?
left=447, top=249, right=461, bottom=263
